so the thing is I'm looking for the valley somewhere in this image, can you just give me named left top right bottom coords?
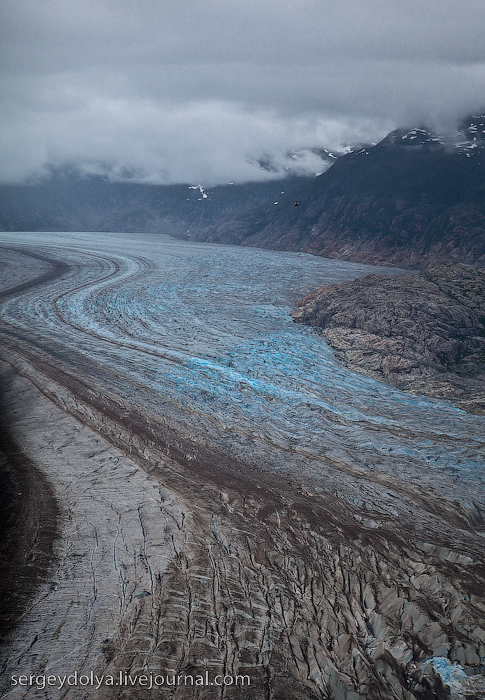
left=0, top=233, right=484, bottom=699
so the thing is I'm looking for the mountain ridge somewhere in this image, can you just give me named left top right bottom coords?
left=0, top=169, right=313, bottom=237
left=1, top=116, right=484, bottom=268
left=192, top=117, right=485, bottom=268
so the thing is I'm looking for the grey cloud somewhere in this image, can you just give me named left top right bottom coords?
left=1, top=0, right=484, bottom=184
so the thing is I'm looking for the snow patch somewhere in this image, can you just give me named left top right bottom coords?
left=189, top=184, right=208, bottom=198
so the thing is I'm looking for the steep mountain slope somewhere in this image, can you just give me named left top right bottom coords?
left=0, top=168, right=313, bottom=236
left=193, top=117, right=485, bottom=268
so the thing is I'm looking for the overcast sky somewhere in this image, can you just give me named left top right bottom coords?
left=1, top=0, right=484, bottom=184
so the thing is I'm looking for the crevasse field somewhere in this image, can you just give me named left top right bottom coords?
left=1, top=231, right=484, bottom=700
left=3, top=232, right=482, bottom=483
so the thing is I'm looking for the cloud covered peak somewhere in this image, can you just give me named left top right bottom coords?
left=1, top=0, right=485, bottom=184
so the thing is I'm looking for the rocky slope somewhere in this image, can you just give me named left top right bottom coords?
left=292, top=264, right=485, bottom=414
left=193, top=116, right=485, bottom=268
left=0, top=167, right=312, bottom=236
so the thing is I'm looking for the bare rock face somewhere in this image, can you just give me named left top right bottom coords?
left=292, top=265, right=485, bottom=414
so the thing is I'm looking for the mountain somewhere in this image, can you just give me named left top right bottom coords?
left=2, top=118, right=484, bottom=268
left=0, top=167, right=314, bottom=236
left=192, top=116, right=485, bottom=268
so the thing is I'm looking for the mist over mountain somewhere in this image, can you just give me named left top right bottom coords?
left=0, top=167, right=314, bottom=237
left=193, top=116, right=485, bottom=268
left=1, top=116, right=484, bottom=268
left=0, top=147, right=345, bottom=236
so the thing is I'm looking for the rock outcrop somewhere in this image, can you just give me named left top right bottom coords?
left=2, top=239, right=484, bottom=700
left=292, top=265, right=485, bottom=414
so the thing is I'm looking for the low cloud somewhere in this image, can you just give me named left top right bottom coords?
left=0, top=90, right=392, bottom=184
left=1, top=0, right=484, bottom=184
